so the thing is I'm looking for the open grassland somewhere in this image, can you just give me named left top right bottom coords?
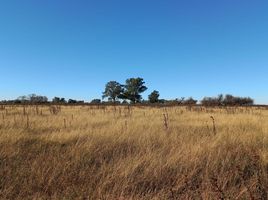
left=0, top=105, right=268, bottom=199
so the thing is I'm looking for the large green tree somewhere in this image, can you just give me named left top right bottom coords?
left=148, top=90, right=160, bottom=103
left=102, top=81, right=123, bottom=102
left=121, top=77, right=147, bottom=103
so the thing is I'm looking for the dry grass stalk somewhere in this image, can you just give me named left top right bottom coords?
left=64, top=118, right=67, bottom=128
left=163, top=113, right=169, bottom=130
left=26, top=114, right=29, bottom=128
left=210, top=116, right=217, bottom=135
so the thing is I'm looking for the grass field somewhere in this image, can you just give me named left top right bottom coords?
left=0, top=105, right=268, bottom=199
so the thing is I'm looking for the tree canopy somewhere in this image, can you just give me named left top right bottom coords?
left=148, top=90, right=160, bottom=103
left=102, top=81, right=123, bottom=102
left=121, top=77, right=148, bottom=103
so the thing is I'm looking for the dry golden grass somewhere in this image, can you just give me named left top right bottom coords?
left=0, top=105, right=268, bottom=199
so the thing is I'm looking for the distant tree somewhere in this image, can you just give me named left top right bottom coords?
left=222, top=94, right=254, bottom=106
left=17, top=95, right=29, bottom=103
left=218, top=94, right=224, bottom=104
left=201, top=94, right=254, bottom=106
left=201, top=95, right=223, bottom=106
left=241, top=97, right=254, bottom=105
left=177, top=97, right=185, bottom=105
left=183, top=97, right=198, bottom=105
left=102, top=81, right=123, bottom=102
left=148, top=90, right=160, bottom=103
left=222, top=94, right=235, bottom=106
left=91, top=99, right=101, bottom=104
left=52, top=97, right=66, bottom=104
left=52, top=97, right=60, bottom=103
left=171, top=97, right=198, bottom=105
left=68, top=99, right=77, bottom=104
left=158, top=99, right=166, bottom=104
left=60, top=98, right=66, bottom=103
left=121, top=77, right=147, bottom=103
left=28, top=94, right=48, bottom=103
left=17, top=94, right=48, bottom=104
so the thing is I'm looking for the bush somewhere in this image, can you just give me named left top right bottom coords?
left=201, top=94, right=254, bottom=106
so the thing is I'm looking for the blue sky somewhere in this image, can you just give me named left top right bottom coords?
left=0, top=0, right=268, bottom=103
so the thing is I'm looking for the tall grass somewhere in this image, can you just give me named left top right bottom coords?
left=0, top=105, right=268, bottom=199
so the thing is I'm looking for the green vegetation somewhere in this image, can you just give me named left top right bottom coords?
left=0, top=77, right=254, bottom=106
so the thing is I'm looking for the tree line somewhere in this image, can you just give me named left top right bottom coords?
left=0, top=77, right=255, bottom=106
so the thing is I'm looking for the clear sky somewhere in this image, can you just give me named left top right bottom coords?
left=0, top=0, right=267, bottom=103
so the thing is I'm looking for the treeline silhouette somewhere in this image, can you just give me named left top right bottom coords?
left=0, top=77, right=255, bottom=106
